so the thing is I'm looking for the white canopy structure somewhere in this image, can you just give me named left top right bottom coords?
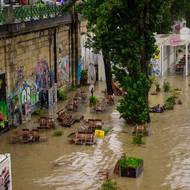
left=155, top=29, right=190, bottom=76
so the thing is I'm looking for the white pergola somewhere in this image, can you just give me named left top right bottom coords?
left=155, top=31, right=190, bottom=76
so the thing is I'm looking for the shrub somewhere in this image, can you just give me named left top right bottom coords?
left=52, top=129, right=63, bottom=136
left=89, top=96, right=98, bottom=105
left=165, top=96, right=175, bottom=110
left=80, top=69, right=88, bottom=85
left=67, top=85, right=76, bottom=92
left=57, top=89, right=67, bottom=101
left=117, top=74, right=150, bottom=124
left=163, top=81, right=170, bottom=92
left=100, top=179, right=118, bottom=190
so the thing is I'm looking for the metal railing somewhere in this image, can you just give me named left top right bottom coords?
left=0, top=0, right=76, bottom=24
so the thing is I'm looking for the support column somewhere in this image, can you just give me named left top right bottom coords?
left=186, top=43, right=188, bottom=76
left=161, top=45, right=164, bottom=77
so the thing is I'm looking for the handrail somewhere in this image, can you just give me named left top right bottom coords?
left=0, top=0, right=76, bottom=25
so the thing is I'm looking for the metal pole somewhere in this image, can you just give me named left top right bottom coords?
left=186, top=43, right=188, bottom=76
left=161, top=45, right=164, bottom=77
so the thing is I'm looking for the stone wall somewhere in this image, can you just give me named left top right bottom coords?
left=0, top=24, right=73, bottom=126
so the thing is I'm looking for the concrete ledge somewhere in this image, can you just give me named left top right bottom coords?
left=0, top=12, right=72, bottom=38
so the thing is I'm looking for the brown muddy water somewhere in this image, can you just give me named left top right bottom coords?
left=0, top=76, right=190, bottom=190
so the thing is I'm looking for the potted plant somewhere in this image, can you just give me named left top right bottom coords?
left=163, top=81, right=170, bottom=92
left=117, top=154, right=143, bottom=178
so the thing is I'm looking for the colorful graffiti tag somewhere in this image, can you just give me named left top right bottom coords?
left=35, top=59, right=50, bottom=91
left=57, top=56, right=70, bottom=87
left=0, top=73, right=8, bottom=131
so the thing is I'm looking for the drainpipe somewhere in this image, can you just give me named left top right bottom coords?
left=186, top=43, right=188, bottom=76
left=53, top=28, right=57, bottom=83
left=74, top=11, right=79, bottom=85
left=71, top=10, right=74, bottom=86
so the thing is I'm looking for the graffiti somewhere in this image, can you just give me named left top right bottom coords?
left=15, top=66, right=24, bottom=90
left=57, top=56, right=70, bottom=87
left=0, top=74, right=8, bottom=131
left=35, top=59, right=50, bottom=90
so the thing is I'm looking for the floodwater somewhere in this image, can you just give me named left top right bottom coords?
left=0, top=76, right=190, bottom=190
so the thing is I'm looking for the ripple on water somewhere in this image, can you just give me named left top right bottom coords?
left=35, top=112, right=124, bottom=190
left=164, top=123, right=190, bottom=190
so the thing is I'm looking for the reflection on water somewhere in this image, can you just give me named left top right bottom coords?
left=1, top=77, right=190, bottom=190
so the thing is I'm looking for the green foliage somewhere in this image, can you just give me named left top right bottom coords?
left=133, top=134, right=144, bottom=145
left=67, top=85, right=76, bottom=92
left=163, top=81, right=170, bottom=92
left=32, top=108, right=44, bottom=116
left=80, top=70, right=88, bottom=85
left=78, top=0, right=185, bottom=124
left=100, top=179, right=118, bottom=190
left=89, top=96, right=98, bottom=105
left=155, top=83, right=161, bottom=92
left=117, top=74, right=150, bottom=124
left=52, top=129, right=63, bottom=137
left=118, top=154, right=143, bottom=169
left=165, top=96, right=176, bottom=110
left=57, top=89, right=67, bottom=101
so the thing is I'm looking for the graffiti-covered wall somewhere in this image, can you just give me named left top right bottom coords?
left=0, top=23, right=79, bottom=126
left=56, top=25, right=70, bottom=88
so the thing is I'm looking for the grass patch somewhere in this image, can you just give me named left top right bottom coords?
left=118, top=154, right=143, bottom=169
left=52, top=129, right=63, bottom=136
left=100, top=179, right=118, bottom=190
left=132, top=134, right=144, bottom=145
left=57, top=89, right=67, bottom=101
left=32, top=108, right=44, bottom=116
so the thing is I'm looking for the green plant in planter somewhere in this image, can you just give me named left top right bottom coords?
left=89, top=96, right=98, bottom=105
left=165, top=96, right=175, bottom=110
left=155, top=82, right=161, bottom=92
left=100, top=179, right=118, bottom=190
left=133, top=134, right=144, bottom=145
left=57, top=89, right=67, bottom=101
left=80, top=69, right=88, bottom=85
left=32, top=108, right=44, bottom=116
left=118, top=154, right=143, bottom=169
left=163, top=81, right=170, bottom=92
left=52, top=129, right=63, bottom=136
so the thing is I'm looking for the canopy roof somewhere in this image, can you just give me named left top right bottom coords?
left=155, top=34, right=190, bottom=46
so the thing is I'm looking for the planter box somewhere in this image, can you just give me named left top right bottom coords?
left=119, top=160, right=143, bottom=178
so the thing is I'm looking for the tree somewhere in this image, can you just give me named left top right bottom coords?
left=78, top=0, right=186, bottom=124
left=78, top=0, right=114, bottom=95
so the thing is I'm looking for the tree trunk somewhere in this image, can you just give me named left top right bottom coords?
left=102, top=52, right=114, bottom=95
